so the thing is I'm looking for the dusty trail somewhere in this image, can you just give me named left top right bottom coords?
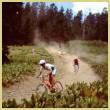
left=3, top=75, right=39, bottom=102
left=2, top=46, right=102, bottom=102
left=45, top=46, right=102, bottom=87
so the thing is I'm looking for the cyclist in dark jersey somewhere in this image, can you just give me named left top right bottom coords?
left=73, top=58, right=79, bottom=73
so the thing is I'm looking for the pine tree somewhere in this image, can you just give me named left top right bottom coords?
left=72, top=10, right=82, bottom=39
left=2, top=2, right=23, bottom=63
left=96, top=8, right=108, bottom=41
left=84, top=12, right=96, bottom=40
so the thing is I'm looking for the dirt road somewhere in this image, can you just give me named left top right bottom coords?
left=45, top=46, right=102, bottom=86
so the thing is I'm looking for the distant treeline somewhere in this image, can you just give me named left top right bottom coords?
left=3, top=2, right=108, bottom=45
left=2, top=2, right=108, bottom=63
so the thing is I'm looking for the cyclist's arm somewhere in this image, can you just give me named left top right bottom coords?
left=37, top=66, right=43, bottom=77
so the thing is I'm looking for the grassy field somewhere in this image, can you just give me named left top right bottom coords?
left=2, top=45, right=54, bottom=86
left=2, top=40, right=108, bottom=108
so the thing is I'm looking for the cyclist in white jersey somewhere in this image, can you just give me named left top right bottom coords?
left=38, top=60, right=57, bottom=87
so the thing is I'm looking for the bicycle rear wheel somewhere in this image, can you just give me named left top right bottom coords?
left=36, top=84, right=48, bottom=95
left=53, top=81, right=63, bottom=92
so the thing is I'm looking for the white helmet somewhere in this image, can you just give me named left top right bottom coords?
left=39, top=60, right=46, bottom=65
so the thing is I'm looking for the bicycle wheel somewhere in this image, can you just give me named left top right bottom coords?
left=53, top=81, right=63, bottom=92
left=36, top=84, right=48, bottom=95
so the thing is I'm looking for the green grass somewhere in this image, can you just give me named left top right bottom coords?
left=2, top=63, right=36, bottom=86
left=2, top=46, right=54, bottom=86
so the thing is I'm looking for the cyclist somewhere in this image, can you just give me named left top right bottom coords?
left=38, top=60, right=57, bottom=89
left=73, top=57, right=79, bottom=73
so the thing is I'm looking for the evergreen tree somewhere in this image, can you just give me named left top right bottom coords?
left=96, top=8, right=108, bottom=41
left=2, top=2, right=23, bottom=63
left=72, top=10, right=83, bottom=39
left=84, top=12, right=96, bottom=40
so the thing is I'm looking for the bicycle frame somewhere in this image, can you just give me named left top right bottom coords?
left=37, top=74, right=63, bottom=93
left=38, top=74, right=52, bottom=89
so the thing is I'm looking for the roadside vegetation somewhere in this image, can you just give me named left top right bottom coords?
left=2, top=81, right=107, bottom=108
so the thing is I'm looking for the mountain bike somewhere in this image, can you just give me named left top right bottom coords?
left=36, top=74, right=63, bottom=95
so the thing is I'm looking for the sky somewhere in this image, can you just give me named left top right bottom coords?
left=46, top=2, right=108, bottom=15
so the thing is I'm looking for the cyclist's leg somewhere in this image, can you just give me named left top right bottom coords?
left=77, top=64, right=79, bottom=71
left=78, top=64, right=79, bottom=70
left=49, top=73, right=56, bottom=92
left=76, top=65, right=79, bottom=72
left=74, top=65, right=78, bottom=73
left=49, top=72, right=53, bottom=87
left=74, top=64, right=76, bottom=72
left=49, top=71, right=56, bottom=87
left=51, top=68, right=57, bottom=87
left=51, top=74, right=55, bottom=87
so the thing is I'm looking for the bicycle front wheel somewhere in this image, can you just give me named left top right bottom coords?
left=36, top=84, right=48, bottom=95
left=53, top=81, right=63, bottom=92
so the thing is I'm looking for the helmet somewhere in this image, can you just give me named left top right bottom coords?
left=39, top=60, right=46, bottom=65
